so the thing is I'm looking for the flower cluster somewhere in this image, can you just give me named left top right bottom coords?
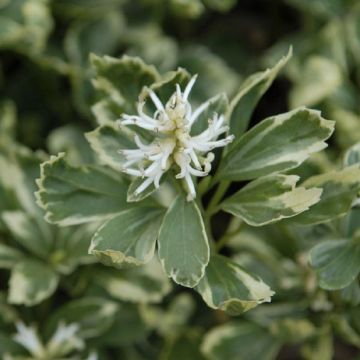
left=118, top=75, right=234, bottom=200
left=11, top=321, right=97, bottom=360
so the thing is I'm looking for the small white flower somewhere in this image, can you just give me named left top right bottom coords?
left=86, top=352, right=98, bottom=360
left=47, top=322, right=84, bottom=355
left=13, top=321, right=84, bottom=359
left=13, top=322, right=45, bottom=357
left=118, top=75, right=234, bottom=200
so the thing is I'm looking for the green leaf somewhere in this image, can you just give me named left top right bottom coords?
left=36, top=153, right=130, bottom=226
left=157, top=294, right=196, bottom=336
left=95, top=259, right=171, bottom=303
left=270, top=318, right=316, bottom=344
left=332, top=109, right=360, bottom=150
left=221, top=175, right=322, bottom=226
left=201, top=321, right=281, bottom=360
left=344, top=142, right=360, bottom=167
left=140, top=67, right=191, bottom=105
left=332, top=314, right=360, bottom=348
left=310, top=240, right=360, bottom=290
left=8, top=259, right=59, bottom=306
left=161, top=330, right=206, bottom=360
left=92, top=98, right=125, bottom=125
left=202, top=0, right=237, bottom=12
left=346, top=207, right=360, bottom=238
left=47, top=125, right=94, bottom=166
left=64, top=12, right=124, bottom=67
left=90, top=54, right=160, bottom=111
left=0, top=244, right=23, bottom=269
left=170, top=0, right=204, bottom=19
left=9, top=147, right=45, bottom=217
left=228, top=48, right=292, bottom=138
left=0, top=100, right=16, bottom=145
left=0, top=0, right=53, bottom=55
left=2, top=211, right=52, bottom=258
left=301, top=328, right=333, bottom=360
left=291, top=165, right=360, bottom=225
left=94, top=303, right=151, bottom=347
left=89, top=206, right=164, bottom=267
left=218, top=107, right=334, bottom=181
left=52, top=225, right=96, bottom=274
left=286, top=0, right=344, bottom=18
left=196, top=255, right=274, bottom=315
left=126, top=23, right=178, bottom=72
left=158, top=193, right=209, bottom=288
left=290, top=56, right=342, bottom=108
left=341, top=280, right=360, bottom=306
left=179, top=46, right=240, bottom=99
left=45, top=297, right=118, bottom=339
left=53, top=0, right=125, bottom=18
left=0, top=332, right=22, bottom=357
left=85, top=123, right=134, bottom=172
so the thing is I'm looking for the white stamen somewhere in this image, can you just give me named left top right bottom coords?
left=147, top=88, right=165, bottom=111
left=183, top=74, right=198, bottom=101
left=118, top=75, right=233, bottom=200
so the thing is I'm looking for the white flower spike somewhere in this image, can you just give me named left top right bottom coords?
left=117, top=75, right=234, bottom=200
left=13, top=322, right=45, bottom=357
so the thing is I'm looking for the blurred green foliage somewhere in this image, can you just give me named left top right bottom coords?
left=1, top=0, right=360, bottom=359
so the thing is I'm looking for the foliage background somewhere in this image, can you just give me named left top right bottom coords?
left=1, top=0, right=360, bottom=359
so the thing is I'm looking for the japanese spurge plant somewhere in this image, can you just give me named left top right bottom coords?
left=36, top=50, right=336, bottom=315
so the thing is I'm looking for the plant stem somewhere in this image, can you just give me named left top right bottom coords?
left=215, top=220, right=244, bottom=252
left=206, top=180, right=230, bottom=216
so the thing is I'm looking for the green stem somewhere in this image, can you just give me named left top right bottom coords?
left=206, top=180, right=230, bottom=216
left=215, top=220, right=244, bottom=252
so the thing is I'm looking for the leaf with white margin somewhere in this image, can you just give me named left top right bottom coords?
left=45, top=297, right=119, bottom=339
left=90, top=54, right=160, bottom=111
left=92, top=98, right=125, bottom=125
left=310, top=239, right=360, bottom=290
left=86, top=122, right=135, bottom=172
left=0, top=0, right=53, bottom=55
left=36, top=153, right=130, bottom=226
left=218, top=107, right=334, bottom=182
left=90, top=206, right=164, bottom=267
left=196, top=255, right=274, bottom=315
left=158, top=192, right=209, bottom=288
left=201, top=321, right=281, bottom=360
left=290, top=56, right=342, bottom=108
left=2, top=210, right=53, bottom=258
left=8, top=259, right=59, bottom=306
left=290, top=165, right=360, bottom=225
left=228, top=47, right=292, bottom=139
left=95, top=259, right=171, bottom=303
left=221, top=174, right=322, bottom=226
